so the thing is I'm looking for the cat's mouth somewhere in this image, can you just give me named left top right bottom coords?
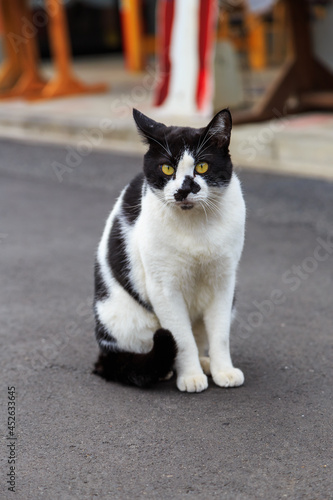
left=177, top=201, right=194, bottom=210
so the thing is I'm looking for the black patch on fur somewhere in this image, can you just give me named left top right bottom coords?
left=108, top=216, right=153, bottom=312
left=133, top=108, right=233, bottom=191
left=94, top=260, right=109, bottom=301
left=95, top=316, right=117, bottom=351
left=174, top=175, right=201, bottom=202
left=93, top=328, right=177, bottom=388
left=122, top=173, right=144, bottom=224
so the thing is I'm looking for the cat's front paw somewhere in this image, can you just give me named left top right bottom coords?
left=212, top=368, right=244, bottom=388
left=177, top=373, right=208, bottom=393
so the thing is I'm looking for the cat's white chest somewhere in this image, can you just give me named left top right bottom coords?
left=128, top=173, right=245, bottom=319
left=176, top=255, right=225, bottom=318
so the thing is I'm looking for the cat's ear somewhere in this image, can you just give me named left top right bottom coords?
left=133, top=108, right=166, bottom=144
left=202, top=108, right=232, bottom=148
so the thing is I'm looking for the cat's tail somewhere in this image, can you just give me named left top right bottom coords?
left=93, top=328, right=177, bottom=388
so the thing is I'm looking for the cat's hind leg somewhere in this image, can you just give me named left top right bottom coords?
left=94, top=328, right=177, bottom=387
left=199, top=357, right=211, bottom=376
left=94, top=285, right=177, bottom=387
left=193, top=319, right=211, bottom=376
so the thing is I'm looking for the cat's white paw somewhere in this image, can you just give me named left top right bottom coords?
left=212, top=368, right=244, bottom=388
left=199, top=356, right=211, bottom=376
left=177, top=373, right=208, bottom=393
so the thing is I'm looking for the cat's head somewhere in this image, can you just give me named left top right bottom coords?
left=133, top=108, right=233, bottom=211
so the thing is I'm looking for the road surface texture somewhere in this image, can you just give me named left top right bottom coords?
left=0, top=138, right=332, bottom=500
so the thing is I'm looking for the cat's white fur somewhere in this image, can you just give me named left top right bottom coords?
left=95, top=150, right=246, bottom=392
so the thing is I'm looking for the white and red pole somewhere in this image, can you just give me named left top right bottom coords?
left=154, top=0, right=217, bottom=117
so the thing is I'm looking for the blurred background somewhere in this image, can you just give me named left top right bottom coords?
left=0, top=0, right=333, bottom=179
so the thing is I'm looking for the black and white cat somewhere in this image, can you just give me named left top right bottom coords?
left=93, top=108, right=246, bottom=393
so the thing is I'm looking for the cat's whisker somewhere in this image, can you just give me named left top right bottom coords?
left=196, top=129, right=220, bottom=156
left=196, top=131, right=221, bottom=157
left=199, top=200, right=209, bottom=223
left=164, top=134, right=172, bottom=157
left=196, top=127, right=212, bottom=153
left=203, top=198, right=223, bottom=218
left=154, top=192, right=174, bottom=210
left=144, top=133, right=173, bottom=160
left=196, top=143, right=212, bottom=158
left=122, top=203, right=143, bottom=211
left=208, top=197, right=223, bottom=212
left=198, top=153, right=213, bottom=158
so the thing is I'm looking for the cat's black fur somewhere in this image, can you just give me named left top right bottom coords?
left=94, top=329, right=177, bottom=387
left=107, top=216, right=153, bottom=311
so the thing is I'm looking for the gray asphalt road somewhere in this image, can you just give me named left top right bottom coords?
left=0, top=138, right=332, bottom=500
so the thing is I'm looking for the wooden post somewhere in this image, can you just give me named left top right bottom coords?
left=119, top=0, right=144, bottom=72
left=246, top=13, right=266, bottom=70
left=0, top=0, right=45, bottom=98
left=0, top=0, right=21, bottom=90
left=33, top=0, right=107, bottom=99
left=233, top=0, right=333, bottom=124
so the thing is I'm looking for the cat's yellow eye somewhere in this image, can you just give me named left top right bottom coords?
left=161, top=164, right=175, bottom=176
left=195, top=162, right=209, bottom=174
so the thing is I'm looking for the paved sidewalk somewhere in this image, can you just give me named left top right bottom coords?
left=0, top=57, right=333, bottom=180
